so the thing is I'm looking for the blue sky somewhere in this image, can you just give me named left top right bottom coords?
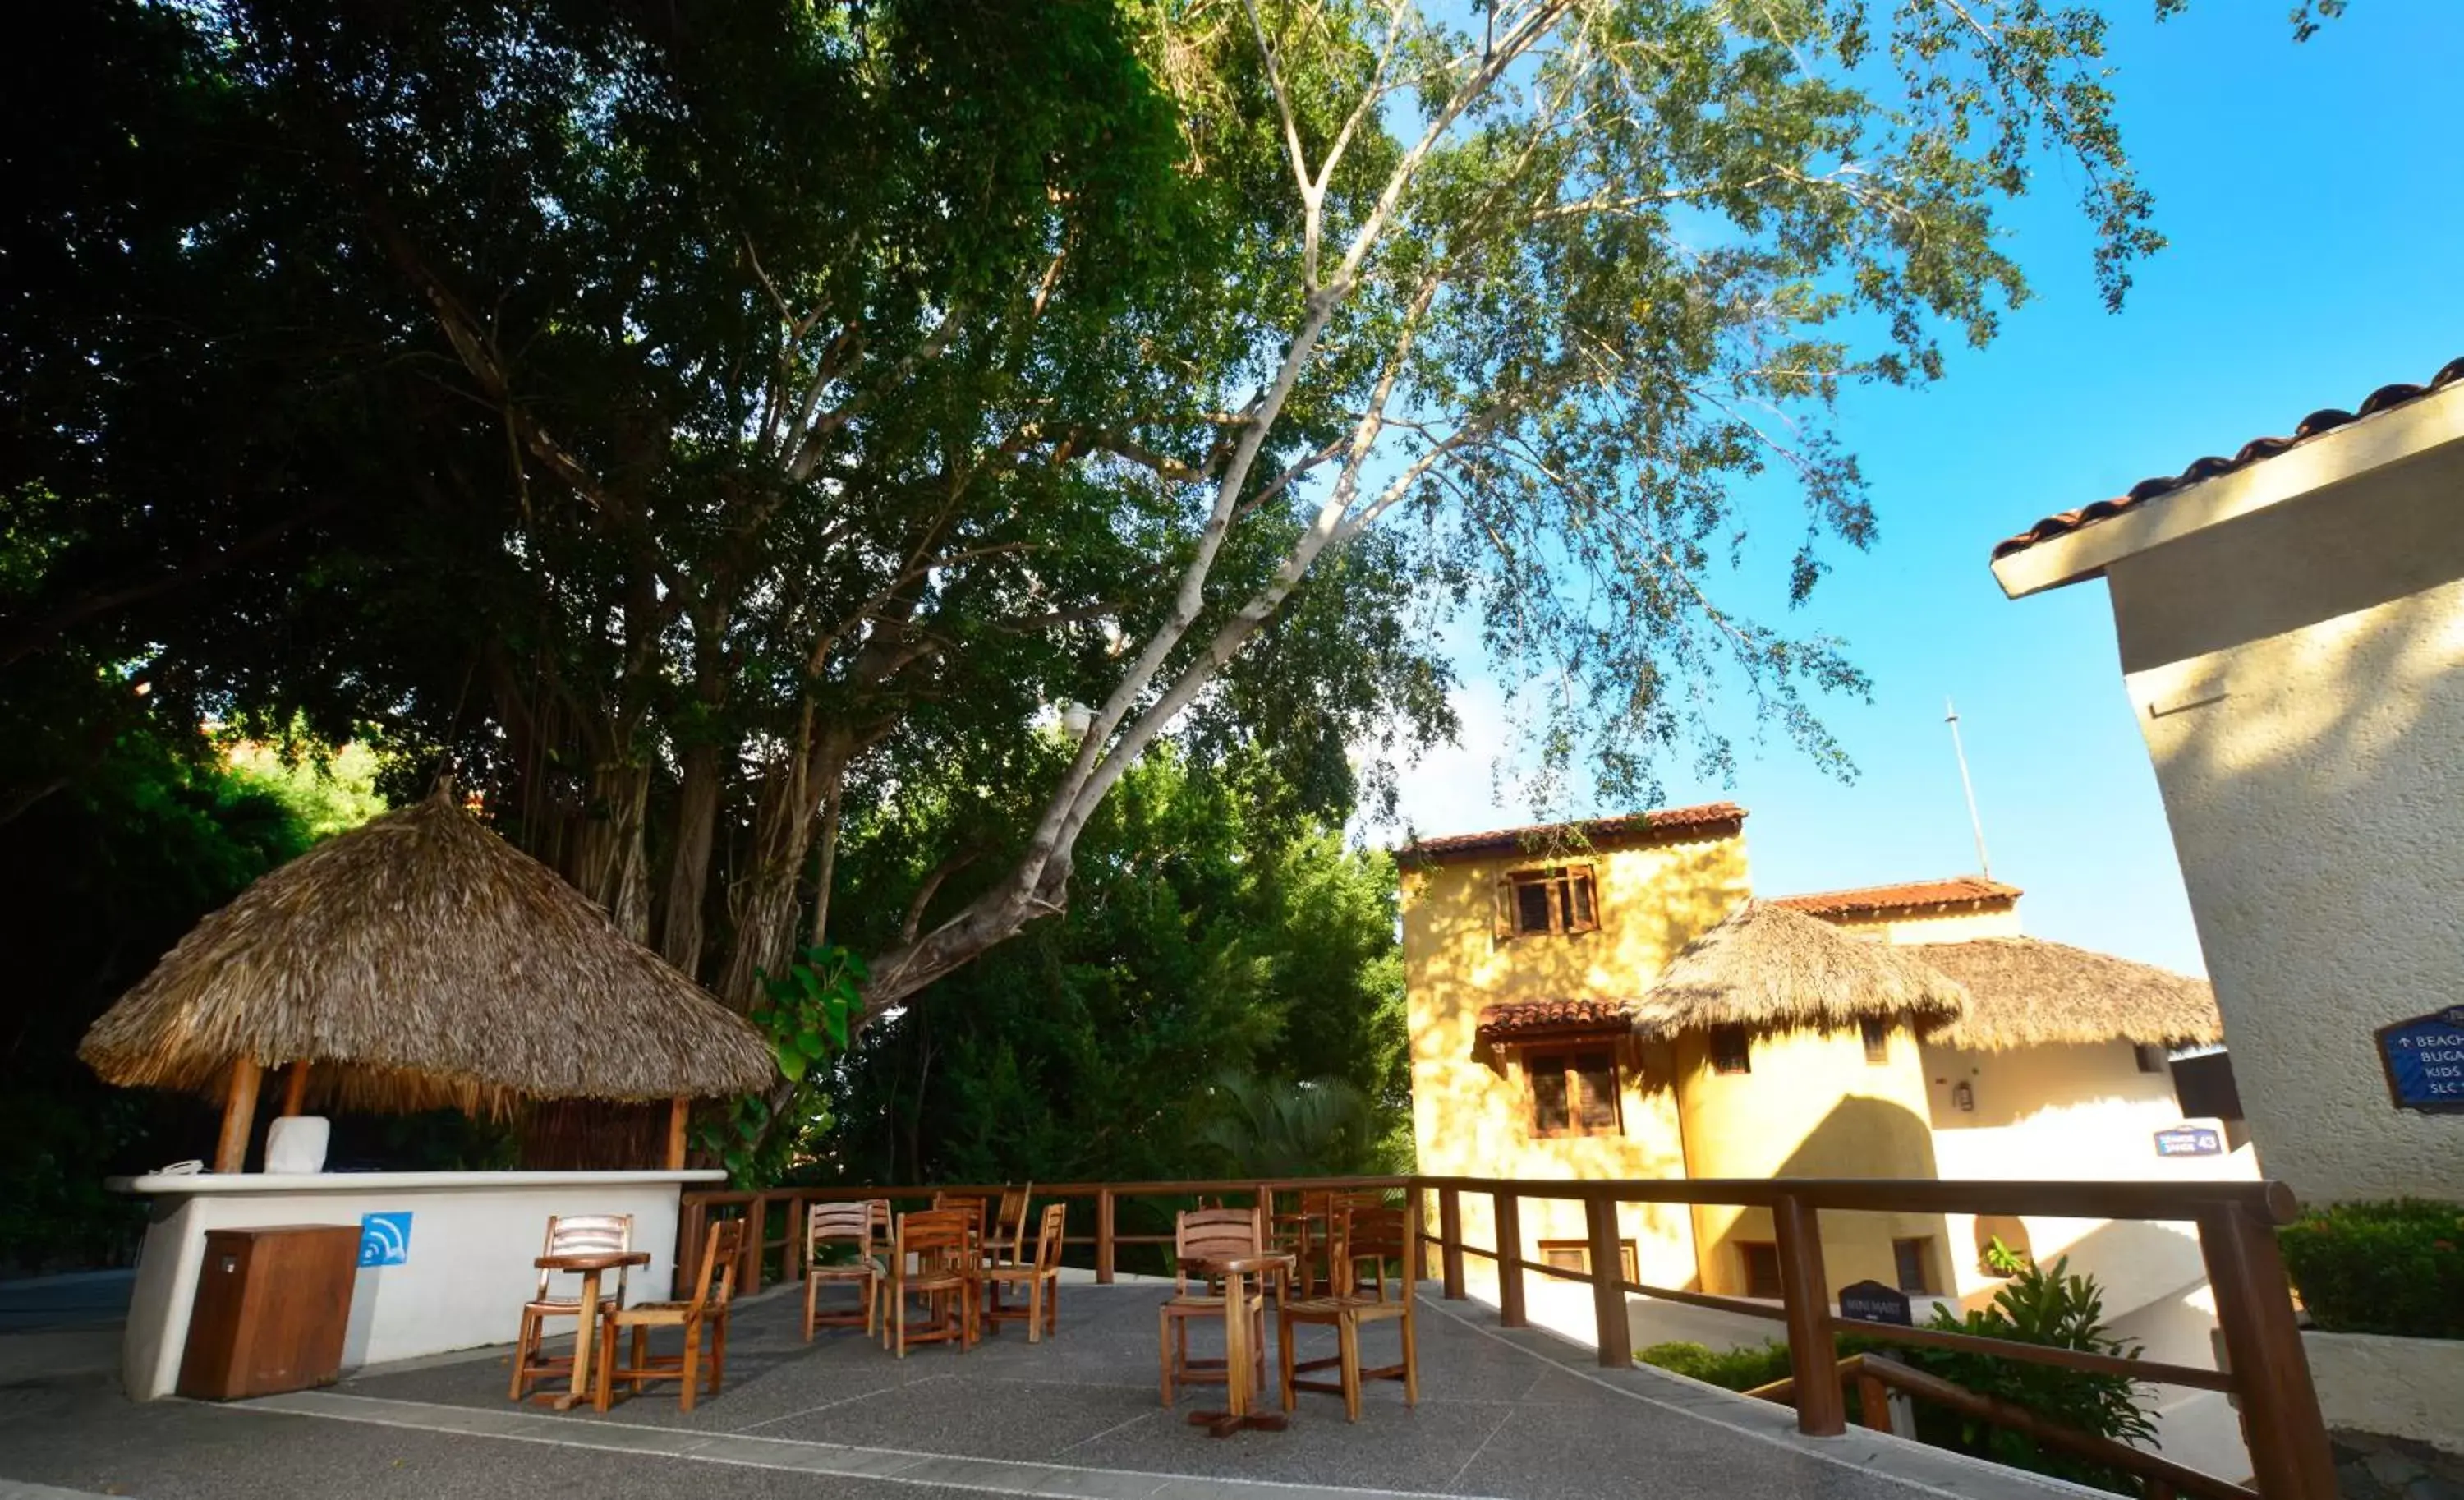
left=1386, top=2, right=2464, bottom=975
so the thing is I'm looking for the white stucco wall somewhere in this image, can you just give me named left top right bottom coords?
left=2101, top=442, right=2464, bottom=1204
left=1922, top=1040, right=2258, bottom=1310
left=116, top=1170, right=715, bottom=1400
left=2301, top=1331, right=2464, bottom=1454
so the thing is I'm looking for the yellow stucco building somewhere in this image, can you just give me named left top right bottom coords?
left=1401, top=804, right=2240, bottom=1309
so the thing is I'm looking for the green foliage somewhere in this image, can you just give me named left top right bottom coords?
left=816, top=750, right=1407, bottom=1192
left=0, top=675, right=310, bottom=1269
left=1194, top=1071, right=1385, bottom=1179
left=223, top=736, right=387, bottom=842
left=2279, top=1199, right=2464, bottom=1340
left=1910, top=1254, right=2157, bottom=1493
left=1639, top=1253, right=2157, bottom=1495
left=1638, top=1340, right=1796, bottom=1392
left=696, top=945, right=867, bottom=1186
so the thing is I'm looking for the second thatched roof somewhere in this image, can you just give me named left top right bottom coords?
left=78, top=791, right=777, bottom=1116
left=1629, top=900, right=1970, bottom=1039
left=1912, top=936, right=2224, bottom=1051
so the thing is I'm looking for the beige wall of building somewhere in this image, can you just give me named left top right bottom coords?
left=1997, top=384, right=2464, bottom=1204
left=1676, top=1021, right=1947, bottom=1297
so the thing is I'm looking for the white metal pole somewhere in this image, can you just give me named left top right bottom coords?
left=1946, top=697, right=1992, bottom=878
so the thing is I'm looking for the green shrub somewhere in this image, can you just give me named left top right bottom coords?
left=1636, top=1340, right=1795, bottom=1392
left=2278, top=1199, right=2464, bottom=1340
left=1906, top=1253, right=2157, bottom=1494
left=1639, top=1249, right=2156, bottom=1497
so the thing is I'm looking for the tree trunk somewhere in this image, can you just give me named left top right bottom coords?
left=660, top=741, right=721, bottom=974
left=572, top=760, right=652, bottom=941
left=718, top=725, right=849, bottom=1009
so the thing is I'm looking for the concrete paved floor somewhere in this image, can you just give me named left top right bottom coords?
left=0, top=1281, right=2086, bottom=1499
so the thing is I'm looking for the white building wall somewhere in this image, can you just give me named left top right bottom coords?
left=2103, top=444, right=2464, bottom=1204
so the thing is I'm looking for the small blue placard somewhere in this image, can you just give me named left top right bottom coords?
left=359, top=1212, right=412, bottom=1267
left=2154, top=1125, right=2223, bottom=1157
left=2379, top=1006, right=2464, bottom=1112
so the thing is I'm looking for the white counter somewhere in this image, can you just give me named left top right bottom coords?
left=113, top=1169, right=724, bottom=1400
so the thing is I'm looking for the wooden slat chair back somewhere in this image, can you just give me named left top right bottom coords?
left=1278, top=1200, right=1420, bottom=1422
left=593, top=1217, right=744, bottom=1413
left=1159, top=1206, right=1268, bottom=1406
left=982, top=1203, right=1069, bottom=1342
left=989, top=1183, right=1033, bottom=1266
left=889, top=1208, right=979, bottom=1357
left=802, top=1198, right=890, bottom=1342
left=508, top=1212, right=633, bottom=1401
left=1335, top=1206, right=1408, bottom=1301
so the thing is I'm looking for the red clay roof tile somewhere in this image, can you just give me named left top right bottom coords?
left=1768, top=876, right=2020, bottom=918
left=1400, top=802, right=1747, bottom=864
left=1473, top=998, right=1634, bottom=1043
left=1991, top=357, right=2464, bottom=561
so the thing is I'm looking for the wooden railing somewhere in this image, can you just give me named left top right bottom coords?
left=1746, top=1353, right=2250, bottom=1500
left=682, top=1172, right=2331, bottom=1500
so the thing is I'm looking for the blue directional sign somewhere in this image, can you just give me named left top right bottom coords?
left=2378, top=1006, right=2464, bottom=1113
left=2154, top=1125, right=2223, bottom=1157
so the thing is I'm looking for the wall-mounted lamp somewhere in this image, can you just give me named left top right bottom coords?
left=1951, top=1080, right=1975, bottom=1113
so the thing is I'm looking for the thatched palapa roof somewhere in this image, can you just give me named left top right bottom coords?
left=1627, top=900, right=1969, bottom=1039
left=79, top=792, right=776, bottom=1116
left=1912, top=936, right=2224, bottom=1051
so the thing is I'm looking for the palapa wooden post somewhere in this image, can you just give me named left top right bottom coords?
left=280, top=1061, right=311, bottom=1116
left=215, top=1056, right=262, bottom=1173
left=664, top=1096, right=691, bottom=1171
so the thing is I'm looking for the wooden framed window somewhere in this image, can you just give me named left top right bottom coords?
left=1492, top=865, right=1600, bottom=940
left=1709, top=1024, right=1751, bottom=1075
left=1737, top=1240, right=1783, bottom=1299
left=1538, top=1239, right=1639, bottom=1286
left=1861, top=1016, right=1891, bottom=1065
left=1892, top=1236, right=1938, bottom=1295
left=1526, top=1048, right=1622, bottom=1137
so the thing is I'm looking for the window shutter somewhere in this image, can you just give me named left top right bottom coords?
left=1565, top=865, right=1599, bottom=933
left=1572, top=1051, right=1620, bottom=1132
left=1492, top=874, right=1516, bottom=942
left=1529, top=1057, right=1571, bottom=1134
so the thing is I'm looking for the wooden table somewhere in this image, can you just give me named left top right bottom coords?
left=1182, top=1252, right=1294, bottom=1438
left=531, top=1249, right=649, bottom=1411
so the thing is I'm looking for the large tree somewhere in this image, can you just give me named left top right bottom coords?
left=5, top=0, right=2337, bottom=1047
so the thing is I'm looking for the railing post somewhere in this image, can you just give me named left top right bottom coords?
left=1772, top=1193, right=1844, bottom=1436
left=1096, top=1188, right=1116, bottom=1285
left=1439, top=1186, right=1467, bottom=1300
left=1583, top=1194, right=1632, bottom=1368
left=2197, top=1203, right=2335, bottom=1499
left=1853, top=1364, right=1892, bottom=1433
left=743, top=1194, right=767, bottom=1295
left=674, top=1198, right=701, bottom=1300
left=1494, top=1190, right=1525, bottom=1329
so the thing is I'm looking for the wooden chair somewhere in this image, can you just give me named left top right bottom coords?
left=508, top=1212, right=632, bottom=1401
left=981, top=1203, right=1068, bottom=1342
left=890, top=1208, right=978, bottom=1356
left=980, top=1183, right=1033, bottom=1321
left=802, top=1199, right=890, bottom=1341
left=1275, top=1189, right=1386, bottom=1300
left=1278, top=1200, right=1419, bottom=1422
left=593, top=1217, right=742, bottom=1413
left=1159, top=1206, right=1267, bottom=1406
left=987, top=1184, right=1032, bottom=1263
